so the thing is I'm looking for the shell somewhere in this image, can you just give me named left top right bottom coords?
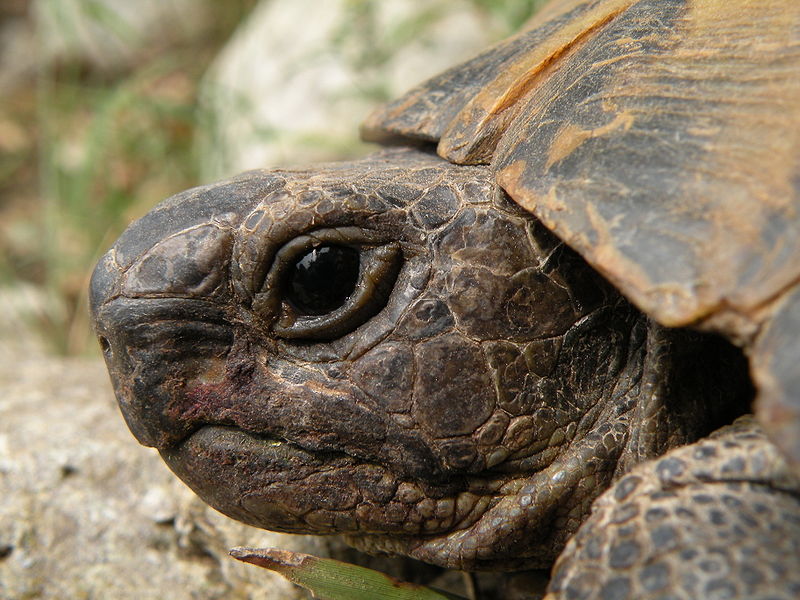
left=364, top=0, right=800, bottom=472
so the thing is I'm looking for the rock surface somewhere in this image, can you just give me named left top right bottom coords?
left=0, top=330, right=328, bottom=598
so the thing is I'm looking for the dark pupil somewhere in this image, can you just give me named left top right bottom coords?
left=287, top=244, right=360, bottom=315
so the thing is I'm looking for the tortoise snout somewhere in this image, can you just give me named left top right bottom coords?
left=89, top=220, right=239, bottom=449
left=93, top=295, right=234, bottom=449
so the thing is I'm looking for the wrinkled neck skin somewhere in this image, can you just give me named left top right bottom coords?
left=349, top=317, right=747, bottom=570
left=90, top=148, right=747, bottom=571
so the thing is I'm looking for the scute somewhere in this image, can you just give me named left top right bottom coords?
left=368, top=0, right=800, bottom=336
left=361, top=0, right=616, bottom=149
left=494, top=0, right=800, bottom=336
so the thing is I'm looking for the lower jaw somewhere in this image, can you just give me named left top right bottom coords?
left=160, top=425, right=480, bottom=540
left=160, top=425, right=336, bottom=531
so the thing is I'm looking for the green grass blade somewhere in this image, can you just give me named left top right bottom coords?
left=230, top=547, right=467, bottom=600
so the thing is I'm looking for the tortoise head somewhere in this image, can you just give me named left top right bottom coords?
left=91, top=148, right=744, bottom=570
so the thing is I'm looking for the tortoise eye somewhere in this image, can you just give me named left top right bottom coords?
left=286, top=244, right=360, bottom=315
left=253, top=227, right=403, bottom=341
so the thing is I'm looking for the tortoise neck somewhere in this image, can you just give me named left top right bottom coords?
left=613, top=319, right=753, bottom=478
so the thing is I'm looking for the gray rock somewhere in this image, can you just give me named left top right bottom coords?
left=0, top=326, right=327, bottom=599
left=198, top=0, right=500, bottom=179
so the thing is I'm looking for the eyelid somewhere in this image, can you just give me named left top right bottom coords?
left=252, top=227, right=402, bottom=341
left=276, top=243, right=401, bottom=340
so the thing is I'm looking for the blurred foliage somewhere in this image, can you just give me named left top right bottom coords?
left=1, top=0, right=257, bottom=354
left=0, top=0, right=540, bottom=356
left=471, top=0, right=548, bottom=30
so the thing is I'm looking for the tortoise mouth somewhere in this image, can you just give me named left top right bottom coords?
left=167, top=424, right=334, bottom=466
left=159, top=424, right=371, bottom=533
left=161, top=423, right=351, bottom=485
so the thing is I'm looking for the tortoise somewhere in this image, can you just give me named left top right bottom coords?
left=90, top=0, right=800, bottom=597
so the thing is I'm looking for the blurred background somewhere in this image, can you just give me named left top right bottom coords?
left=0, top=0, right=541, bottom=358
left=0, top=1, right=542, bottom=598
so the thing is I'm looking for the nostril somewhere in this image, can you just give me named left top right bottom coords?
left=98, top=335, right=112, bottom=356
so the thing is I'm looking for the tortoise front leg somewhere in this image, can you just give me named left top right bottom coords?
left=545, top=416, right=800, bottom=600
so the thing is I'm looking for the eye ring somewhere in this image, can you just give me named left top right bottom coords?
left=252, top=227, right=403, bottom=341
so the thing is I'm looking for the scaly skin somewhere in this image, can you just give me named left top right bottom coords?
left=547, top=417, right=800, bottom=599
left=91, top=148, right=751, bottom=576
